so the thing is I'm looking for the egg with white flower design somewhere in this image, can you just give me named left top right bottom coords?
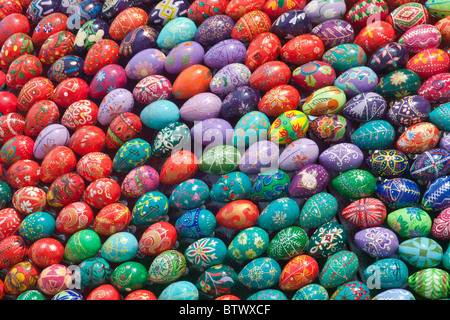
left=73, top=19, right=109, bottom=57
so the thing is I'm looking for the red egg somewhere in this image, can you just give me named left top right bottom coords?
left=6, top=54, right=43, bottom=90
left=17, top=76, right=54, bottom=113
left=86, top=284, right=121, bottom=300
left=216, top=200, right=259, bottom=230
left=406, top=48, right=450, bottom=79
left=0, top=0, right=22, bottom=20
left=84, top=39, right=120, bottom=76
left=4, top=261, right=39, bottom=295
left=258, top=84, right=300, bottom=117
left=435, top=16, right=450, bottom=43
left=89, top=64, right=127, bottom=99
left=24, top=100, right=60, bottom=138
left=0, top=32, right=34, bottom=71
left=0, top=135, right=34, bottom=166
left=396, top=122, right=440, bottom=154
left=28, top=238, right=64, bottom=268
left=0, top=112, right=25, bottom=144
left=341, top=198, right=387, bottom=228
left=76, top=152, right=113, bottom=182
left=187, top=0, right=229, bottom=24
left=61, top=99, right=99, bottom=130
left=0, top=235, right=27, bottom=269
left=12, top=186, right=47, bottom=216
left=216, top=294, right=241, bottom=300
left=138, top=221, right=177, bottom=255
left=159, top=150, right=199, bottom=185
left=248, top=60, right=291, bottom=91
left=47, top=172, right=85, bottom=208
left=31, top=12, right=68, bottom=46
left=292, top=60, right=336, bottom=91
left=172, top=64, right=212, bottom=100
left=279, top=255, right=319, bottom=291
left=106, top=112, right=142, bottom=149
left=68, top=125, right=106, bottom=155
left=354, top=21, right=396, bottom=54
left=0, top=13, right=30, bottom=48
left=280, top=34, right=324, bottom=65
left=245, top=32, right=281, bottom=71
left=83, top=178, right=121, bottom=209
left=231, top=10, right=271, bottom=43
left=0, top=91, right=18, bottom=114
left=55, top=201, right=94, bottom=234
left=51, top=77, right=90, bottom=109
left=263, top=0, right=306, bottom=19
left=0, top=208, right=22, bottom=242
left=38, top=30, right=75, bottom=65
left=109, top=7, right=148, bottom=41
left=5, top=159, right=40, bottom=189
left=39, top=146, right=77, bottom=184
left=346, top=0, right=389, bottom=28
left=133, top=74, right=172, bottom=105
left=93, top=202, right=131, bottom=236
left=226, top=0, right=266, bottom=20
left=124, top=289, right=157, bottom=300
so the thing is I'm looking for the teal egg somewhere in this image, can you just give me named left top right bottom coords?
left=132, top=191, right=169, bottom=226
left=319, top=250, right=359, bottom=289
left=331, top=281, right=370, bottom=300
left=249, top=169, right=290, bottom=202
left=140, top=100, right=180, bottom=130
left=363, top=258, right=409, bottom=289
left=292, top=283, right=329, bottom=300
left=169, top=178, right=209, bottom=210
left=0, top=181, right=12, bottom=208
left=152, top=121, right=191, bottom=158
left=258, top=197, right=300, bottom=230
left=430, top=102, right=450, bottom=131
left=322, top=43, right=367, bottom=73
left=78, top=257, right=112, bottom=288
left=247, top=289, right=287, bottom=300
left=398, top=237, right=444, bottom=268
left=308, top=222, right=348, bottom=258
left=299, top=192, right=338, bottom=228
left=376, top=69, right=421, bottom=100
left=175, top=208, right=217, bottom=239
left=18, top=211, right=55, bottom=241
left=372, top=288, right=416, bottom=300
left=232, top=111, right=270, bottom=148
left=184, top=237, right=227, bottom=268
left=351, top=120, right=395, bottom=150
left=209, top=171, right=252, bottom=203
left=51, top=289, right=84, bottom=300
left=227, top=227, right=269, bottom=261
left=100, top=231, right=139, bottom=263
left=156, top=17, right=197, bottom=50
left=267, top=226, right=309, bottom=260
left=443, top=245, right=450, bottom=270
left=158, top=280, right=199, bottom=300
left=112, top=138, right=151, bottom=173
left=238, top=257, right=281, bottom=290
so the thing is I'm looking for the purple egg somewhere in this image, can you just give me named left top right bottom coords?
left=164, top=41, right=205, bottom=74
left=191, top=118, right=233, bottom=146
left=194, top=14, right=235, bottom=46
left=125, top=48, right=166, bottom=80
left=354, top=227, right=399, bottom=258
left=334, top=66, right=378, bottom=97
left=367, top=42, right=409, bottom=75
left=33, top=124, right=71, bottom=159
left=210, top=63, right=251, bottom=96
left=386, top=95, right=431, bottom=127
left=238, top=140, right=280, bottom=174
left=288, top=164, right=329, bottom=198
left=279, top=138, right=319, bottom=171
left=203, top=39, right=247, bottom=69
left=311, top=19, right=354, bottom=48
left=220, top=86, right=260, bottom=119
left=89, top=64, right=127, bottom=99
left=119, top=25, right=159, bottom=59
left=319, top=143, right=364, bottom=172
left=342, top=92, right=387, bottom=122
left=98, top=88, right=134, bottom=125
left=440, top=135, right=450, bottom=151
left=179, top=92, right=222, bottom=122
left=270, top=10, right=312, bottom=40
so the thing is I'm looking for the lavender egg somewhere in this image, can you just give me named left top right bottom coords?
left=210, top=63, right=251, bottom=96
left=191, top=118, right=233, bottom=146
left=318, top=143, right=364, bottom=172
left=270, top=10, right=312, bottom=40
left=125, top=48, right=166, bottom=80
left=33, top=124, right=70, bottom=159
left=279, top=138, right=319, bottom=172
left=311, top=19, right=354, bottom=48
left=203, top=39, right=247, bottom=69
left=288, top=164, right=329, bottom=198
left=180, top=92, right=222, bottom=122
left=334, top=66, right=378, bottom=97
left=354, top=227, right=399, bottom=258
left=304, top=0, right=347, bottom=24
left=440, top=135, right=450, bottom=151
left=386, top=95, right=431, bottom=127
left=342, top=92, right=387, bottom=122
left=164, top=41, right=205, bottom=74
left=239, top=140, right=280, bottom=174
left=194, top=15, right=235, bottom=46
left=98, top=88, right=134, bottom=126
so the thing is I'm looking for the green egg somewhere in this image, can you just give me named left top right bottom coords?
left=332, top=169, right=377, bottom=199
left=64, top=229, right=102, bottom=262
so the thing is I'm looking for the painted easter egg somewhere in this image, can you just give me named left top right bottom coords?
left=407, top=48, right=450, bottom=80
left=109, top=7, right=148, bottom=41
left=292, top=283, right=329, bottom=300
left=157, top=17, right=197, bottom=50
left=301, top=86, right=346, bottom=116
left=215, top=200, right=259, bottom=230
left=346, top=0, right=389, bottom=28
left=231, top=10, right=271, bottom=43
left=47, top=173, right=85, bottom=208
left=268, top=110, right=309, bottom=145
left=258, top=85, right=300, bottom=117
left=148, top=0, right=189, bottom=26
left=270, top=9, right=311, bottom=40
left=100, top=231, right=138, bottom=263
left=6, top=54, right=43, bottom=90
left=292, top=60, right=335, bottom=91
left=5, top=159, right=40, bottom=189
left=354, top=21, right=396, bottom=54
left=105, top=112, right=142, bottom=150
left=89, top=64, right=127, bottom=100
left=309, top=114, right=352, bottom=144
left=175, top=208, right=216, bottom=239
left=0, top=235, right=28, bottom=269
left=422, top=175, right=450, bottom=211
left=279, top=138, right=319, bottom=172
left=112, top=138, right=151, bottom=173
left=364, top=258, right=409, bottom=289
left=159, top=150, right=198, bottom=185
left=373, top=289, right=415, bottom=300
left=231, top=110, right=269, bottom=148
left=97, top=88, right=134, bottom=126
left=191, top=118, right=232, bottom=146
left=355, top=227, right=399, bottom=258
left=368, top=42, right=409, bottom=75
left=238, top=257, right=281, bottom=290
left=319, top=251, right=359, bottom=289
left=0, top=135, right=34, bottom=166
left=278, top=255, right=319, bottom=291
left=0, top=208, right=21, bottom=241
left=18, top=211, right=55, bottom=242
left=342, top=92, right=387, bottom=123
left=318, top=143, right=364, bottom=172
left=199, top=145, right=241, bottom=175
left=299, top=192, right=338, bottom=229
left=173, top=65, right=212, bottom=100
left=84, top=39, right=119, bottom=76
left=131, top=191, right=169, bottom=226
left=4, top=261, right=39, bottom=295
left=376, top=69, right=421, bottom=100
left=408, top=268, right=450, bottom=300
left=210, top=63, right=251, bottom=96
left=203, top=39, right=247, bottom=69
left=431, top=207, right=450, bottom=239
left=288, top=164, right=329, bottom=198
left=227, top=227, right=269, bottom=261
left=73, top=18, right=109, bottom=57
left=396, top=122, right=440, bottom=154
left=330, top=281, right=371, bottom=300
left=418, top=73, right=450, bottom=104
left=248, top=61, right=290, bottom=92
left=75, top=152, right=112, bottom=182
left=169, top=179, right=209, bottom=210
left=194, top=15, right=235, bottom=46
left=209, top=171, right=252, bottom=203
left=280, top=34, right=324, bottom=65
left=332, top=169, right=376, bottom=199
left=249, top=169, right=290, bottom=202
left=410, top=148, right=450, bottom=181
left=258, top=197, right=300, bottom=230
left=245, top=32, right=281, bottom=71
left=147, top=250, right=186, bottom=284
left=26, top=0, right=61, bottom=24
left=239, top=140, right=279, bottom=174
left=311, top=19, right=354, bottom=49
left=158, top=281, right=199, bottom=300
left=64, top=229, right=101, bottom=262
left=119, top=25, right=158, bottom=59
left=133, top=75, right=172, bottom=105
left=398, top=24, right=442, bottom=54
left=399, top=237, right=443, bottom=268
left=386, top=95, right=431, bottom=127
left=40, top=146, right=78, bottom=183
left=164, top=41, right=204, bottom=75
left=184, top=237, right=227, bottom=268
left=365, top=149, right=410, bottom=178
left=51, top=78, right=90, bottom=109
left=351, top=120, right=395, bottom=150
left=0, top=33, right=34, bottom=71
left=0, top=113, right=25, bottom=143
left=152, top=121, right=190, bottom=157
left=430, top=102, right=450, bottom=131
left=141, top=99, right=179, bottom=130
left=334, top=66, right=378, bottom=97
left=83, top=178, right=121, bottom=209
left=196, top=264, right=238, bottom=297
left=68, top=125, right=106, bottom=155
left=38, top=31, right=75, bottom=65
left=12, top=186, right=46, bottom=216
left=388, top=3, right=428, bottom=32
left=138, top=221, right=177, bottom=255
left=47, top=55, right=84, bottom=83
left=17, top=77, right=54, bottom=114
left=61, top=99, right=98, bottom=131
left=322, top=43, right=366, bottom=73
left=121, top=166, right=159, bottom=198
left=32, top=13, right=67, bottom=47
left=387, top=207, right=432, bottom=238
left=342, top=198, right=387, bottom=228
left=55, top=202, right=94, bottom=234
left=376, top=178, right=421, bottom=209
left=267, top=226, right=309, bottom=260
left=307, top=222, right=347, bottom=258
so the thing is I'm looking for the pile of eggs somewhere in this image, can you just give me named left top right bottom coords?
left=1, top=0, right=450, bottom=302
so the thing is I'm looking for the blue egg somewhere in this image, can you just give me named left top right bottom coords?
left=112, top=138, right=152, bottom=173
left=376, top=178, right=421, bottom=209
left=157, top=17, right=197, bottom=50
left=373, top=288, right=415, bottom=300
left=184, top=237, right=227, bottom=268
left=247, top=289, right=287, bottom=300
left=238, top=257, right=281, bottom=290
left=363, top=258, right=409, bottom=289
left=351, top=120, right=395, bottom=150
left=258, top=197, right=300, bottom=230
left=210, top=171, right=252, bottom=203
left=175, top=208, right=216, bottom=239
left=158, top=281, right=199, bottom=300
left=48, top=55, right=84, bottom=82
left=140, top=100, right=180, bottom=130
left=422, top=175, right=450, bottom=211
left=51, top=289, right=84, bottom=300
left=232, top=111, right=270, bottom=148
left=398, top=237, right=443, bottom=269
left=411, top=148, right=450, bottom=181
left=249, top=169, right=290, bottom=202
left=169, top=179, right=209, bottom=210
left=292, top=283, right=329, bottom=300
left=100, top=232, right=138, bottom=263
left=132, top=191, right=169, bottom=226
left=19, top=211, right=55, bottom=241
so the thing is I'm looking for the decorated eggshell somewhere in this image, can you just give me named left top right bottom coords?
left=38, top=146, right=76, bottom=184
left=258, top=85, right=300, bottom=117
left=133, top=74, right=172, bottom=105
left=318, top=143, right=364, bottom=172
left=346, top=0, right=389, bottom=28
left=148, top=0, right=189, bottom=26
left=164, top=41, right=204, bottom=75
left=125, top=290, right=157, bottom=300
left=220, top=86, right=260, bottom=119
left=288, top=164, right=329, bottom=198
left=6, top=54, right=43, bottom=90
left=38, top=31, right=75, bottom=65
left=138, top=221, right=177, bottom=255
left=342, top=198, right=387, bottom=228
left=368, top=42, right=409, bottom=75
left=407, top=48, right=450, bottom=80
left=396, top=122, right=440, bottom=154
left=132, top=191, right=169, bottom=226
left=0, top=208, right=21, bottom=241
left=33, top=124, right=70, bottom=160
left=47, top=173, right=85, bottom=208
left=292, top=283, right=329, bottom=300
left=159, top=150, right=198, bottom=185
left=322, top=43, right=366, bottom=73
left=388, top=2, right=428, bottom=32
left=188, top=0, right=228, bottom=23
left=299, top=192, right=338, bottom=229
left=17, top=77, right=54, bottom=113
left=319, top=251, right=359, bottom=288
left=247, top=289, right=287, bottom=300
left=292, top=61, right=335, bottom=91
left=238, top=257, right=281, bottom=290
left=311, top=19, right=354, bottom=49
left=23, top=100, right=59, bottom=138
left=18, top=211, right=55, bottom=242
left=373, top=289, right=415, bottom=300
left=175, top=208, right=216, bottom=239
left=196, top=264, right=238, bottom=297
left=28, top=237, right=64, bottom=269
left=106, top=112, right=142, bottom=150
left=5, top=160, right=40, bottom=189
left=4, top=261, right=39, bottom=295
left=86, top=284, right=120, bottom=300
left=179, top=92, right=221, bottom=122
left=365, top=149, right=410, bottom=178
left=73, top=18, right=109, bottom=57
left=169, top=178, right=209, bottom=210
left=279, top=138, right=319, bottom=172
left=418, top=73, right=450, bottom=104
left=61, top=100, right=98, bottom=131
left=430, top=102, right=450, bottom=131
left=148, top=250, right=186, bottom=284
left=194, top=14, right=235, bottom=46
left=84, top=39, right=119, bottom=76
left=386, top=95, right=431, bottom=127
left=231, top=10, right=271, bottom=43
left=248, top=61, right=290, bottom=92
left=279, top=255, right=319, bottom=291
left=0, top=33, right=34, bottom=71
left=125, top=48, right=165, bottom=81
left=431, top=207, right=450, bottom=239
left=398, top=24, right=441, bottom=54
left=216, top=200, right=259, bottom=230
left=121, top=166, right=159, bottom=198
left=245, top=32, right=281, bottom=71
left=32, top=13, right=68, bottom=47
left=408, top=268, right=450, bottom=300
left=270, top=9, right=311, bottom=40
left=307, top=221, right=347, bottom=258
left=376, top=178, right=421, bottom=209
left=203, top=39, right=247, bottom=69
left=267, top=226, right=308, bottom=260
left=355, top=227, right=399, bottom=258
left=309, top=114, right=352, bottom=144
left=158, top=281, right=199, bottom=300
left=68, top=125, right=106, bottom=155
left=225, top=0, right=265, bottom=20
left=280, top=34, right=324, bottom=65
left=249, top=169, right=290, bottom=202
left=351, top=120, right=395, bottom=150
left=141, top=99, right=179, bottom=130
left=238, top=140, right=279, bottom=175
left=303, top=0, right=346, bottom=24
left=199, top=145, right=241, bottom=175
left=47, top=55, right=84, bottom=83
left=97, top=88, right=134, bottom=126
left=55, top=202, right=94, bottom=234
left=334, top=66, right=378, bottom=97
left=0, top=135, right=34, bottom=166
left=191, top=118, right=232, bottom=146
left=109, top=7, right=148, bottom=41
left=209, top=171, right=252, bottom=203
left=76, top=152, right=113, bottom=182
left=231, top=111, right=270, bottom=149
left=64, top=229, right=101, bottom=262
left=387, top=207, right=432, bottom=238
left=227, top=227, right=269, bottom=261
left=100, top=231, right=138, bottom=263
left=184, top=237, right=227, bottom=268
left=331, top=281, right=371, bottom=300
left=119, top=25, right=158, bottom=59
left=157, top=17, right=197, bottom=50
left=399, top=237, right=443, bottom=268
left=258, top=197, right=300, bottom=230
left=0, top=113, right=24, bottom=144
left=83, top=178, right=121, bottom=209
left=12, top=186, right=46, bottom=216
left=210, top=63, right=251, bottom=96
left=89, top=64, right=127, bottom=100
left=332, top=169, right=376, bottom=199
left=51, top=78, right=90, bottom=109
left=0, top=235, right=28, bottom=269
left=112, top=138, right=151, bottom=173
left=410, top=148, right=450, bottom=181
left=422, top=176, right=450, bottom=212
left=301, top=86, right=346, bottom=116
left=152, top=121, right=190, bottom=157
left=26, top=0, right=61, bottom=24
left=354, top=21, right=396, bottom=54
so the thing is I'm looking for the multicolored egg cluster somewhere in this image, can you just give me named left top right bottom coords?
left=1, top=0, right=450, bottom=305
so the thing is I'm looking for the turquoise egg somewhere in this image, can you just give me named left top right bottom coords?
left=227, top=227, right=269, bottom=261
left=319, top=250, right=359, bottom=288
left=18, top=211, right=55, bottom=241
left=398, top=237, right=444, bottom=269
left=247, top=289, right=287, bottom=300
left=258, top=197, right=300, bottom=230
left=158, top=280, right=199, bottom=300
left=372, top=288, right=415, bottom=300
left=175, top=208, right=216, bottom=239
left=209, top=171, right=252, bottom=203
left=232, top=111, right=270, bottom=148
left=238, top=257, right=281, bottom=290
left=249, top=169, right=290, bottom=202
left=308, top=222, right=348, bottom=258
left=169, top=178, right=209, bottom=210
left=430, top=102, right=450, bottom=131
left=132, top=191, right=169, bottom=226
left=78, top=257, right=112, bottom=288
left=0, top=181, right=12, bottom=208
left=299, top=192, right=338, bottom=228
left=184, top=237, right=227, bottom=268
left=100, top=232, right=139, bottom=263
left=51, top=289, right=84, bottom=300
left=363, top=258, right=409, bottom=289
left=292, top=283, right=329, bottom=300
left=422, top=176, right=450, bottom=211
left=331, top=281, right=370, bottom=300
left=140, top=100, right=180, bottom=130
left=112, top=138, right=151, bottom=173
left=443, top=245, right=450, bottom=270
left=351, top=120, right=395, bottom=150
left=376, top=178, right=421, bottom=209
left=322, top=43, right=367, bottom=73
left=156, top=17, right=197, bottom=50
